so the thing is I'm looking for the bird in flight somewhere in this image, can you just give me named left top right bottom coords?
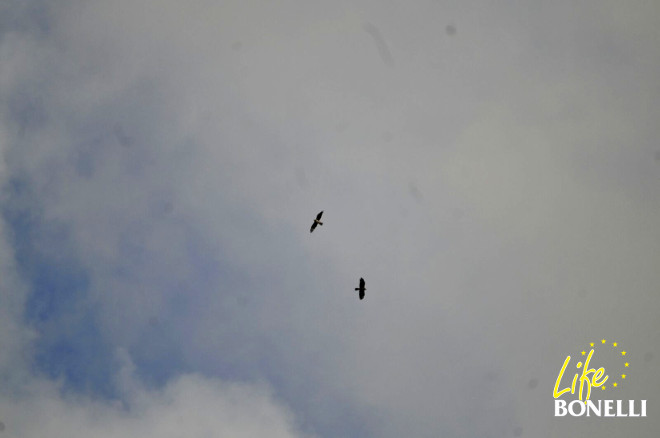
left=355, top=277, right=366, bottom=300
left=310, top=211, right=324, bottom=233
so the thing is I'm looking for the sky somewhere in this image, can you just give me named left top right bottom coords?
left=0, top=0, right=659, bottom=437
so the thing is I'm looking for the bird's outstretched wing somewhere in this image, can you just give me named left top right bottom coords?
left=310, top=211, right=323, bottom=233
left=360, top=278, right=365, bottom=289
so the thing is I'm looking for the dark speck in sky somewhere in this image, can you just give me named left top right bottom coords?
left=363, top=22, right=394, bottom=67
left=528, top=378, right=538, bottom=389
left=446, top=24, right=457, bottom=36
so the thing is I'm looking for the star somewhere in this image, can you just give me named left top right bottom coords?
left=612, top=342, right=618, bottom=347
left=601, top=385, right=606, bottom=390
left=624, top=362, right=629, bottom=367
left=581, top=351, right=586, bottom=356
left=622, top=351, right=627, bottom=356
left=621, top=374, right=627, bottom=379
left=613, top=382, right=618, bottom=387
left=601, top=339, right=606, bottom=344
left=590, top=342, right=594, bottom=347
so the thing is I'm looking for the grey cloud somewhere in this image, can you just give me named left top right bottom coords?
left=1, top=1, right=659, bottom=437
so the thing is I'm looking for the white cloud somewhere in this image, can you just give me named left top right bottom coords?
left=0, top=355, right=308, bottom=438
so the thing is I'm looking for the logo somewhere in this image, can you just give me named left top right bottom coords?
left=553, top=339, right=646, bottom=417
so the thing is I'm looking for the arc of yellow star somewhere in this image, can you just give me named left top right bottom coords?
left=601, top=339, right=606, bottom=344
left=590, top=342, right=594, bottom=347
left=613, top=382, right=618, bottom=387
left=612, top=342, right=617, bottom=347
left=624, top=362, right=629, bottom=367
left=622, top=351, right=627, bottom=356
left=581, top=351, right=586, bottom=356
left=621, top=374, right=627, bottom=379
left=601, top=385, right=606, bottom=390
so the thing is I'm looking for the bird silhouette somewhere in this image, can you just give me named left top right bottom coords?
left=355, top=277, right=366, bottom=300
left=310, top=211, right=324, bottom=233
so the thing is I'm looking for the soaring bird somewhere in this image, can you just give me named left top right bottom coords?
left=310, top=211, right=324, bottom=233
left=355, top=277, right=366, bottom=300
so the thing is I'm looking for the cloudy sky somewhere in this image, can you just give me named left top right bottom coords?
left=1, top=0, right=659, bottom=436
